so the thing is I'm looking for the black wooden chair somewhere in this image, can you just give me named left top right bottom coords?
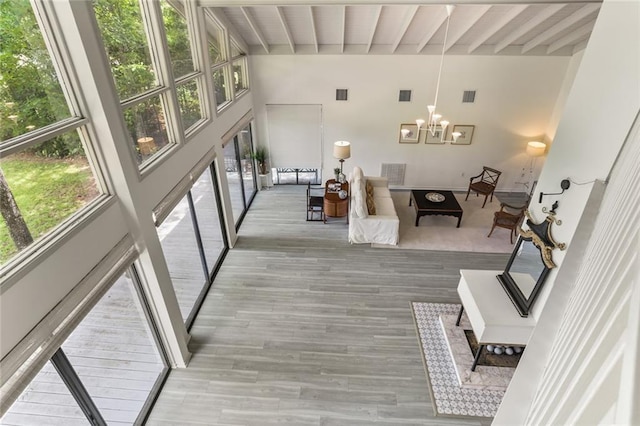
left=466, top=166, right=502, bottom=208
left=487, top=198, right=529, bottom=244
left=306, top=182, right=325, bottom=222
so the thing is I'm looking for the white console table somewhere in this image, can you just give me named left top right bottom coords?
left=457, top=269, right=537, bottom=370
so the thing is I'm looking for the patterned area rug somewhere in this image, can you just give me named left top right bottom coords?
left=411, top=302, right=505, bottom=418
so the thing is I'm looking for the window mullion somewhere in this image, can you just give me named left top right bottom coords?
left=187, top=191, right=210, bottom=281
left=0, top=117, right=87, bottom=157
left=50, top=349, right=107, bottom=426
left=121, top=86, right=171, bottom=109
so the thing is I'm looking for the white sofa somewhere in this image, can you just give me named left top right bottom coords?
left=348, top=166, right=399, bottom=245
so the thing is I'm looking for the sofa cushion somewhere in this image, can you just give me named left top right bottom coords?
left=373, top=186, right=391, bottom=198
left=375, top=197, right=396, bottom=216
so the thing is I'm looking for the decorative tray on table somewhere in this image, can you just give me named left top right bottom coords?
left=425, top=192, right=445, bottom=203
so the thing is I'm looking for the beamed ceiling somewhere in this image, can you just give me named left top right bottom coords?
left=201, top=0, right=602, bottom=56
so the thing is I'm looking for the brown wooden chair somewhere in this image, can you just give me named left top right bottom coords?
left=306, top=182, right=325, bottom=222
left=487, top=200, right=529, bottom=244
left=466, top=166, right=502, bottom=208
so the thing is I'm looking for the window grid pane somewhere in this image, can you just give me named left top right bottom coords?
left=206, top=16, right=225, bottom=65
left=161, top=0, right=195, bottom=80
left=233, top=58, right=247, bottom=94
left=230, top=40, right=243, bottom=58
left=0, top=0, right=72, bottom=143
left=0, top=129, right=101, bottom=265
left=212, top=67, right=229, bottom=108
left=93, top=0, right=158, bottom=101
left=177, top=80, right=203, bottom=130
left=124, top=95, right=172, bottom=165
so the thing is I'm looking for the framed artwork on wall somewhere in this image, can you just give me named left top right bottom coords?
left=424, top=125, right=445, bottom=144
left=399, top=123, right=419, bottom=143
left=451, top=125, right=475, bottom=145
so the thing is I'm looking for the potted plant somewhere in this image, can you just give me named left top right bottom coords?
left=252, top=146, right=269, bottom=175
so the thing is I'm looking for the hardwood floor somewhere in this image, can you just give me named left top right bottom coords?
left=147, top=185, right=509, bottom=425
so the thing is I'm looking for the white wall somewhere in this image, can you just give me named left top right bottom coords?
left=250, top=54, right=570, bottom=191
left=494, top=0, right=640, bottom=423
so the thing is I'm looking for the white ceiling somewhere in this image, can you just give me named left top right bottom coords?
left=203, top=1, right=601, bottom=56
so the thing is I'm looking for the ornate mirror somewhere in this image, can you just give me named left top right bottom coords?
left=497, top=209, right=566, bottom=317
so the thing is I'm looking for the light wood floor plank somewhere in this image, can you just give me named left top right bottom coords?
left=147, top=185, right=509, bottom=425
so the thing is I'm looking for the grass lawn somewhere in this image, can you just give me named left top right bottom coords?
left=0, top=154, right=98, bottom=264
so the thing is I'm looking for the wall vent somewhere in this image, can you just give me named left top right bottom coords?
left=398, top=90, right=412, bottom=102
left=381, top=163, right=406, bottom=186
left=336, top=89, right=348, bottom=101
left=462, top=90, right=476, bottom=103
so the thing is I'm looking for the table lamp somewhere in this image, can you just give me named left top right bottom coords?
left=333, top=141, right=351, bottom=174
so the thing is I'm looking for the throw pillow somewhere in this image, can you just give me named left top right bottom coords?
left=365, top=180, right=374, bottom=197
left=366, top=192, right=376, bottom=215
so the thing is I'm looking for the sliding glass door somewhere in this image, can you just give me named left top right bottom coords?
left=222, top=124, right=257, bottom=228
left=156, top=162, right=228, bottom=327
left=1, top=266, right=168, bottom=425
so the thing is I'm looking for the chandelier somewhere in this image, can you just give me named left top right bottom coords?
left=417, top=5, right=461, bottom=143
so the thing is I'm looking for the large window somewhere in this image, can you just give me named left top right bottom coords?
left=156, top=163, right=227, bottom=327
left=0, top=0, right=102, bottom=267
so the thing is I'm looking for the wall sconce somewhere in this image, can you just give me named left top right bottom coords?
left=526, top=141, right=546, bottom=161
left=539, top=179, right=570, bottom=203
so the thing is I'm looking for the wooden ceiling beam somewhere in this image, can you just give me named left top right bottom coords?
left=391, top=5, right=419, bottom=53
left=309, top=6, right=318, bottom=53
left=494, top=3, right=565, bottom=53
left=341, top=5, right=346, bottom=53
left=522, top=3, right=600, bottom=53
left=444, top=5, right=491, bottom=52
left=276, top=6, right=295, bottom=53
left=547, top=20, right=594, bottom=53
left=416, top=7, right=448, bottom=53
left=468, top=5, right=528, bottom=53
left=366, top=5, right=383, bottom=53
left=241, top=7, right=270, bottom=53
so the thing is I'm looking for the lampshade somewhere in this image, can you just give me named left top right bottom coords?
left=526, top=141, right=546, bottom=157
left=333, top=141, right=351, bottom=160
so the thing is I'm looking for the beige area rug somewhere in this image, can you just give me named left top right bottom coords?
left=373, top=191, right=515, bottom=253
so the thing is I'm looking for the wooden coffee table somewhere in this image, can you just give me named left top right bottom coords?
left=409, top=190, right=463, bottom=227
